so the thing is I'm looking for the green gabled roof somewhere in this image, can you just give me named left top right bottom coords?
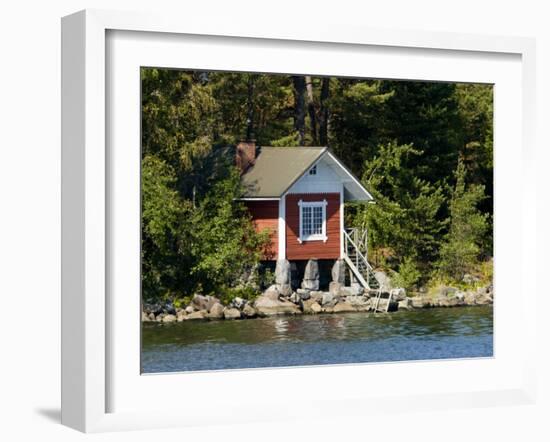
left=241, top=146, right=327, bottom=198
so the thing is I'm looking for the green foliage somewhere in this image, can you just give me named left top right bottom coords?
left=391, top=257, right=422, bottom=292
left=269, top=132, right=302, bottom=147
left=259, top=267, right=275, bottom=290
left=141, top=69, right=217, bottom=174
left=217, top=285, right=259, bottom=306
left=189, top=169, right=270, bottom=293
left=141, top=68, right=494, bottom=300
left=141, top=154, right=190, bottom=300
left=437, top=161, right=489, bottom=281
left=329, top=79, right=394, bottom=176
left=351, top=142, right=447, bottom=273
left=454, top=83, right=494, bottom=225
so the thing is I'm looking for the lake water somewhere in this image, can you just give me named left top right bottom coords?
left=141, top=306, right=493, bottom=373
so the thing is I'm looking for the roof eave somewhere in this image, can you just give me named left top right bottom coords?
left=325, top=150, right=374, bottom=202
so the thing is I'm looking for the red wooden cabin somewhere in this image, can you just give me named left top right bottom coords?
left=236, top=141, right=373, bottom=263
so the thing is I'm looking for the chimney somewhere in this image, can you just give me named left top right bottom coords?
left=236, top=140, right=256, bottom=173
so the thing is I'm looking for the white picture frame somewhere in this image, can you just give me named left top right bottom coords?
left=61, top=9, right=537, bottom=433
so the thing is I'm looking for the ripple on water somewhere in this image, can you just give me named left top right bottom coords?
left=141, top=306, right=493, bottom=373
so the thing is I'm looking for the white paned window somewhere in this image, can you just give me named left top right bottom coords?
left=309, top=165, right=317, bottom=175
left=298, top=200, right=327, bottom=242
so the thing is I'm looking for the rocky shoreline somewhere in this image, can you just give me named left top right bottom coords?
left=142, top=283, right=493, bottom=324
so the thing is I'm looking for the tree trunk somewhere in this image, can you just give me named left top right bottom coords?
left=246, top=75, right=255, bottom=140
left=292, top=76, right=306, bottom=146
left=305, top=76, right=318, bottom=144
left=319, top=77, right=330, bottom=146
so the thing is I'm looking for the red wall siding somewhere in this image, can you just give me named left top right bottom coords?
left=286, top=193, right=341, bottom=260
left=244, top=200, right=278, bottom=260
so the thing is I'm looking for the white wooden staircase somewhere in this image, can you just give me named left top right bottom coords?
left=342, top=228, right=392, bottom=313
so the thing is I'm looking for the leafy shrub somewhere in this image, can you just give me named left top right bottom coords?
left=259, top=267, right=275, bottom=290
left=218, top=286, right=259, bottom=305
left=391, top=257, right=421, bottom=291
left=437, top=161, right=488, bottom=281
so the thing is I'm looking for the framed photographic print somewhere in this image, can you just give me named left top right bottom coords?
left=61, top=9, right=537, bottom=432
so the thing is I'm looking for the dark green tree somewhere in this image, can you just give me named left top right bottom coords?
left=190, top=169, right=271, bottom=294
left=437, top=160, right=489, bottom=281
left=350, top=142, right=447, bottom=278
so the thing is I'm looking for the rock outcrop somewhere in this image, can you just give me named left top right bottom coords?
left=254, top=287, right=302, bottom=316
left=141, top=279, right=493, bottom=323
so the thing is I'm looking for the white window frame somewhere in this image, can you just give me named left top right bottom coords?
left=298, top=199, right=328, bottom=242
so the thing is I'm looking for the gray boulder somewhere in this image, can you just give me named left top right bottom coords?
left=162, top=314, right=177, bottom=323
left=436, top=296, right=459, bottom=307
left=310, top=302, right=322, bottom=314
left=464, top=291, right=476, bottom=305
left=321, top=292, right=335, bottom=307
left=191, top=294, right=208, bottom=310
left=275, top=259, right=291, bottom=285
left=390, top=287, right=406, bottom=301
left=176, top=311, right=187, bottom=322
left=192, top=294, right=220, bottom=312
left=475, top=292, right=493, bottom=305
left=275, top=259, right=293, bottom=295
left=302, top=259, right=320, bottom=291
left=398, top=298, right=413, bottom=310
left=242, top=304, right=257, bottom=318
left=279, top=284, right=293, bottom=297
left=263, top=286, right=281, bottom=301
left=346, top=295, right=371, bottom=311
left=223, top=307, right=242, bottom=320
left=301, top=299, right=322, bottom=314
left=208, top=303, right=225, bottom=319
left=206, top=296, right=221, bottom=311
left=186, top=310, right=207, bottom=320
left=333, top=302, right=357, bottom=313
left=309, top=291, right=324, bottom=303
left=185, top=305, right=195, bottom=314
left=341, top=284, right=364, bottom=297
left=374, top=271, right=392, bottom=292
left=331, top=259, right=346, bottom=283
left=304, top=258, right=320, bottom=279
left=329, top=281, right=344, bottom=297
left=410, top=296, right=432, bottom=308
left=302, top=280, right=319, bottom=291
left=254, top=294, right=302, bottom=316
left=296, top=288, right=311, bottom=300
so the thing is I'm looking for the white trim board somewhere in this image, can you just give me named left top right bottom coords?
left=278, top=196, right=286, bottom=260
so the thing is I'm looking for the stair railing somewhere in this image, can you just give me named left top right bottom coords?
left=343, top=229, right=375, bottom=288
left=345, top=227, right=368, bottom=261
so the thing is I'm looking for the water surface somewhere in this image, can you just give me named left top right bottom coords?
left=141, top=306, right=493, bottom=373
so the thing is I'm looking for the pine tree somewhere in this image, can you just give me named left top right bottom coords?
left=437, top=160, right=489, bottom=281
